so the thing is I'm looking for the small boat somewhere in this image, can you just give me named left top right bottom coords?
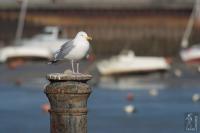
left=0, top=26, right=70, bottom=63
left=179, top=0, right=200, bottom=65
left=97, top=50, right=170, bottom=75
left=180, top=45, right=200, bottom=64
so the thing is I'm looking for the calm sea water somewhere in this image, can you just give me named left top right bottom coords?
left=0, top=83, right=200, bottom=133
left=0, top=63, right=200, bottom=133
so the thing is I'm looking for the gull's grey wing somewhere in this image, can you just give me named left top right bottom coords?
left=54, top=40, right=75, bottom=61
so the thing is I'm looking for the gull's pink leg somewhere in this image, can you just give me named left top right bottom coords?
left=71, top=60, right=75, bottom=74
left=76, top=62, right=80, bottom=74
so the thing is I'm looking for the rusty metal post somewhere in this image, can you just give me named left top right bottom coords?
left=44, top=72, right=92, bottom=133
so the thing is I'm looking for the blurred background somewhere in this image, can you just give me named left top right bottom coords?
left=0, top=0, right=200, bottom=133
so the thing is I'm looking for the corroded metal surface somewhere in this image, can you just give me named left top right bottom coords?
left=47, top=73, right=92, bottom=82
left=45, top=73, right=92, bottom=133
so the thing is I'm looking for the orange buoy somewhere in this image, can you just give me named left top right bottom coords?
left=41, top=103, right=50, bottom=113
left=7, top=59, right=25, bottom=69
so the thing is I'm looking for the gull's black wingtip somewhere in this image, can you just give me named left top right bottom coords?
left=48, top=60, right=58, bottom=64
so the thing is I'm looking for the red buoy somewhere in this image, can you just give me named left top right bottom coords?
left=126, top=92, right=134, bottom=101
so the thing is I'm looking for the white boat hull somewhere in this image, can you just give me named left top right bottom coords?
left=97, top=51, right=170, bottom=75
left=180, top=45, right=200, bottom=64
left=0, top=46, right=51, bottom=62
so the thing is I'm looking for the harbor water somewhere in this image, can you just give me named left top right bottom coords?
left=0, top=63, right=200, bottom=133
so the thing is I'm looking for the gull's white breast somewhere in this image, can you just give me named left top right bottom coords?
left=65, top=40, right=89, bottom=60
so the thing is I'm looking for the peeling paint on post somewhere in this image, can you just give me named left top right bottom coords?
left=44, top=72, right=92, bottom=133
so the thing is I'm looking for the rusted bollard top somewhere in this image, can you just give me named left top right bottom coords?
left=46, top=72, right=92, bottom=82
left=45, top=72, right=92, bottom=94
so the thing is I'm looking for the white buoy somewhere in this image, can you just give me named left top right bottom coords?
left=149, top=89, right=158, bottom=96
left=174, top=69, right=182, bottom=77
left=192, top=94, right=200, bottom=102
left=124, top=105, right=135, bottom=114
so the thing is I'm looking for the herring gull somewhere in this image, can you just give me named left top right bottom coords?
left=50, top=31, right=92, bottom=74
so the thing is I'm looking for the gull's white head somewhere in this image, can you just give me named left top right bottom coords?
left=75, top=31, right=92, bottom=41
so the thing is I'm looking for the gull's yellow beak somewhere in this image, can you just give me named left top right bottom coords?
left=86, top=36, right=92, bottom=41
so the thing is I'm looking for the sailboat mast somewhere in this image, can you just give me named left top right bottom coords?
left=181, top=0, right=199, bottom=48
left=15, top=0, right=28, bottom=44
left=196, top=0, right=200, bottom=21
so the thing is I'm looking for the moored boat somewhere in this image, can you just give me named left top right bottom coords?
left=97, top=50, right=170, bottom=75
left=0, top=26, right=70, bottom=63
